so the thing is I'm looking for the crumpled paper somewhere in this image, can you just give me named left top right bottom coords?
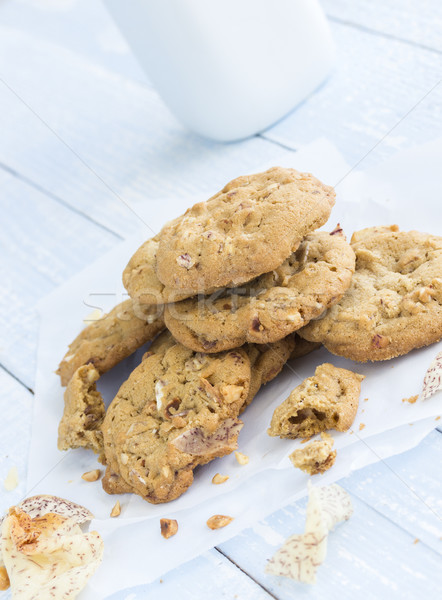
left=28, top=138, right=442, bottom=597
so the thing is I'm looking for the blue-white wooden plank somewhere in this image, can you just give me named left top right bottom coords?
left=0, top=26, right=292, bottom=239
left=322, top=0, right=442, bottom=53
left=0, top=170, right=118, bottom=389
left=263, top=20, right=442, bottom=168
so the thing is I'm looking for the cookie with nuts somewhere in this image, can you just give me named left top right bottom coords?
left=123, top=232, right=200, bottom=305
left=268, top=363, right=364, bottom=439
left=101, top=334, right=252, bottom=504
left=57, top=299, right=164, bottom=386
left=154, top=167, right=335, bottom=295
left=57, top=364, right=105, bottom=455
left=299, top=226, right=442, bottom=361
left=164, top=230, right=355, bottom=353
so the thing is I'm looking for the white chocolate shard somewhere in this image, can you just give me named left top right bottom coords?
left=266, top=483, right=353, bottom=584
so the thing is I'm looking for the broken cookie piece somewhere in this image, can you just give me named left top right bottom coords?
left=58, top=364, right=105, bottom=455
left=289, top=433, right=336, bottom=475
left=57, top=298, right=164, bottom=386
left=268, top=363, right=364, bottom=439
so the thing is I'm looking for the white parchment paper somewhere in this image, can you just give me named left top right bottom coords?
left=28, top=139, right=442, bottom=597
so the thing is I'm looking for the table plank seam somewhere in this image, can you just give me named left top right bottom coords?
left=340, top=482, right=442, bottom=556
left=214, top=547, right=278, bottom=599
left=258, top=134, right=299, bottom=153
left=0, top=160, right=124, bottom=241
left=327, top=15, right=442, bottom=57
left=0, top=363, right=34, bottom=395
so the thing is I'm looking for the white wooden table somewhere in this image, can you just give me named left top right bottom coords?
left=1, top=1, right=441, bottom=598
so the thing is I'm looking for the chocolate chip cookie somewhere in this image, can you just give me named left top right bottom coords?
left=299, top=226, right=442, bottom=361
left=164, top=230, right=355, bottom=353
left=57, top=299, right=164, bottom=386
left=154, top=167, right=335, bottom=294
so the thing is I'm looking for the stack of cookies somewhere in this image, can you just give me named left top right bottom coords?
left=56, top=167, right=442, bottom=505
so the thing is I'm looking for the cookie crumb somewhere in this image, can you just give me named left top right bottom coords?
left=207, top=515, right=234, bottom=530
left=402, top=395, right=418, bottom=404
left=81, top=469, right=101, bottom=482
left=212, top=473, right=229, bottom=484
left=364, top=398, right=369, bottom=402
left=110, top=500, right=121, bottom=518
left=160, top=518, right=178, bottom=539
left=300, top=437, right=313, bottom=444
left=0, top=566, right=10, bottom=590
left=436, top=416, right=441, bottom=421
left=4, top=465, right=18, bottom=491
left=359, top=423, right=366, bottom=431
left=235, top=451, right=249, bottom=465
left=289, top=433, right=336, bottom=475
left=413, top=538, right=420, bottom=544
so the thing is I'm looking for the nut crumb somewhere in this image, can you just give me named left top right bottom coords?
left=300, top=437, right=313, bottom=444
left=160, top=518, right=178, bottom=539
left=4, top=465, right=18, bottom=491
left=110, top=500, right=121, bottom=517
left=402, top=395, right=418, bottom=404
left=212, top=473, right=229, bottom=485
left=81, top=469, right=101, bottom=482
left=235, top=451, right=249, bottom=465
left=0, top=566, right=10, bottom=591
left=207, top=515, right=234, bottom=530
left=359, top=423, right=366, bottom=431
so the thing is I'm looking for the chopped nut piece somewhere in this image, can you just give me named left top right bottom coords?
left=4, top=466, right=19, bottom=491
left=212, top=473, right=229, bottom=485
left=110, top=501, right=121, bottom=518
left=234, top=451, right=249, bottom=465
left=81, top=469, right=101, bottom=482
left=402, top=395, right=418, bottom=404
left=160, top=518, right=178, bottom=539
left=0, top=566, right=10, bottom=591
left=207, top=515, right=234, bottom=530
left=371, top=333, right=389, bottom=349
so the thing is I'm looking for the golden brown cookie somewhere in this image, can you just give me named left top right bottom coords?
left=154, top=167, right=335, bottom=294
left=245, top=335, right=296, bottom=405
left=57, top=364, right=105, bottom=454
left=164, top=230, right=355, bottom=353
left=101, top=337, right=252, bottom=504
left=299, top=226, right=442, bottom=361
left=57, top=299, right=164, bottom=386
left=268, top=363, right=364, bottom=439
left=123, top=233, right=197, bottom=305
left=289, top=432, right=336, bottom=475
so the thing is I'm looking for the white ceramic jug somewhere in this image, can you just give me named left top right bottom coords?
left=105, top=0, right=335, bottom=141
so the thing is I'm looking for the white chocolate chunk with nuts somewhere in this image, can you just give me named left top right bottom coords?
left=266, top=483, right=353, bottom=584
left=0, top=496, right=103, bottom=600
left=419, top=349, right=442, bottom=401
